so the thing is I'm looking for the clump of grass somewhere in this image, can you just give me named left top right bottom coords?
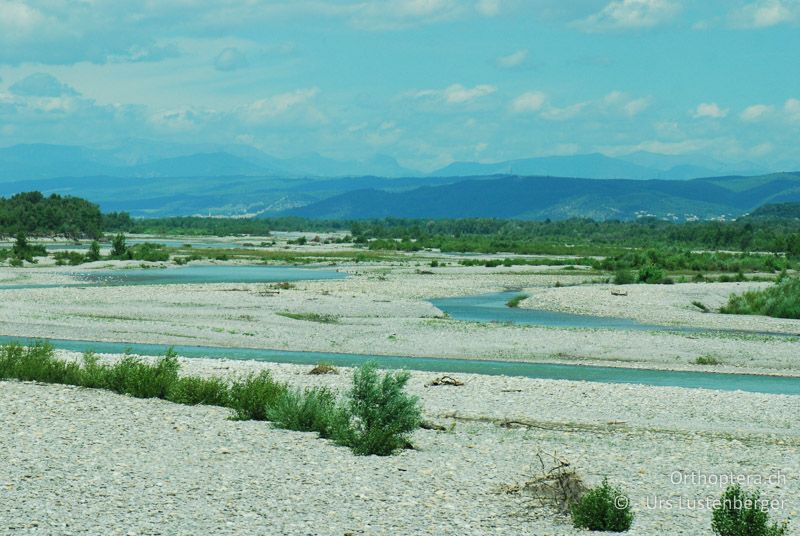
left=720, top=277, right=800, bottom=319
left=333, top=362, right=422, bottom=456
left=276, top=311, right=339, bottom=323
left=0, top=342, right=83, bottom=384
left=309, top=362, right=338, bottom=375
left=267, top=386, right=340, bottom=438
left=506, top=294, right=528, bottom=308
left=100, top=349, right=180, bottom=399
left=227, top=371, right=287, bottom=421
left=571, top=478, right=634, bottom=532
left=692, top=300, right=710, bottom=313
left=694, top=355, right=722, bottom=366
left=712, top=485, right=788, bottom=536
left=270, top=281, right=296, bottom=290
left=167, top=375, right=230, bottom=406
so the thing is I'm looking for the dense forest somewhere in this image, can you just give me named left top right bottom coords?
left=5, top=192, right=800, bottom=258
left=747, top=202, right=800, bottom=220
left=0, top=192, right=103, bottom=238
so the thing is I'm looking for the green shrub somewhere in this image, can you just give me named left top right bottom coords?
left=694, top=355, right=722, bottom=365
left=712, top=485, right=788, bottom=536
left=692, top=300, right=710, bottom=312
left=54, top=251, right=87, bottom=266
left=110, top=233, right=129, bottom=258
left=613, top=269, right=635, bottom=285
left=571, top=478, right=634, bottom=532
left=506, top=294, right=528, bottom=308
left=101, top=350, right=180, bottom=399
left=720, top=277, right=800, bottom=319
left=86, top=240, right=101, bottom=262
left=227, top=371, right=287, bottom=421
left=168, top=376, right=230, bottom=406
left=276, top=311, right=339, bottom=323
left=637, top=264, right=668, bottom=284
left=0, top=343, right=82, bottom=385
left=267, top=386, right=340, bottom=438
left=333, top=362, right=422, bottom=456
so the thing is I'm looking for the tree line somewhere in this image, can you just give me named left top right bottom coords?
left=0, top=192, right=103, bottom=238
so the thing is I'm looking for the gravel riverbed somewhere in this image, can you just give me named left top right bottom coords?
left=2, top=353, right=799, bottom=535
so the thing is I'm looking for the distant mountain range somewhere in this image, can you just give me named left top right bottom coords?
left=283, top=173, right=800, bottom=221
left=0, top=142, right=420, bottom=182
left=0, top=142, right=770, bottom=182
left=0, top=141, right=798, bottom=220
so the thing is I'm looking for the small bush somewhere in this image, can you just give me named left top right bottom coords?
left=227, top=371, right=287, bottom=421
left=102, top=350, right=180, bottom=399
left=692, top=300, right=710, bottom=312
left=712, top=485, right=788, bottom=536
left=267, top=386, right=340, bottom=438
left=277, top=311, right=339, bottom=323
left=506, top=294, right=528, bottom=308
left=333, top=362, right=422, bottom=456
left=571, top=478, right=634, bottom=532
left=613, top=269, right=635, bottom=285
left=168, top=376, right=230, bottom=406
left=637, top=264, right=667, bottom=284
left=0, top=343, right=82, bottom=385
left=694, top=355, right=722, bottom=366
left=720, top=277, right=800, bottom=319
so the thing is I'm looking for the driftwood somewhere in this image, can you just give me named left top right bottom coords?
left=611, top=289, right=628, bottom=296
left=308, top=363, right=338, bottom=375
left=502, top=451, right=587, bottom=514
left=426, top=375, right=464, bottom=387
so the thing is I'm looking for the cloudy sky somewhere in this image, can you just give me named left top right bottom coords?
left=1, top=0, right=799, bottom=170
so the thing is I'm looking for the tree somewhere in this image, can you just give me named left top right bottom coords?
left=87, top=240, right=101, bottom=262
left=12, top=232, right=28, bottom=256
left=111, top=234, right=127, bottom=258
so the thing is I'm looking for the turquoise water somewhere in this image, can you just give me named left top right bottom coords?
left=0, top=335, right=797, bottom=395
left=0, top=265, right=346, bottom=289
left=431, top=291, right=799, bottom=338
left=72, top=265, right=346, bottom=286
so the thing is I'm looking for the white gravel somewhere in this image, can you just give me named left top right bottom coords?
left=2, top=353, right=799, bottom=535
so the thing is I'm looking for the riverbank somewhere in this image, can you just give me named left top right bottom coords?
left=1, top=352, right=797, bottom=535
left=0, top=261, right=798, bottom=375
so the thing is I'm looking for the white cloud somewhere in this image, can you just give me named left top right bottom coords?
left=243, top=88, right=320, bottom=120
left=0, top=2, right=45, bottom=37
left=476, top=0, right=501, bottom=16
left=730, top=0, right=798, bottom=28
left=785, top=98, right=800, bottom=121
left=497, top=49, right=528, bottom=69
left=602, top=90, right=651, bottom=116
left=510, top=91, right=547, bottom=113
left=739, top=104, right=774, bottom=121
left=692, top=102, right=728, bottom=119
left=540, top=101, right=589, bottom=120
left=576, top=0, right=681, bottom=31
left=413, top=84, right=497, bottom=104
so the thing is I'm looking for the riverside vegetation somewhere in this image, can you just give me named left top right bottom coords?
left=0, top=343, right=421, bottom=456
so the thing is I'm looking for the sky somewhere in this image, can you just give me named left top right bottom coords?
left=1, top=0, right=799, bottom=171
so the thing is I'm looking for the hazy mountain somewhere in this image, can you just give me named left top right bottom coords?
left=431, top=153, right=658, bottom=179
left=283, top=172, right=800, bottom=221
left=431, top=152, right=772, bottom=181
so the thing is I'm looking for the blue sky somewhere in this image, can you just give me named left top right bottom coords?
left=1, top=0, right=799, bottom=171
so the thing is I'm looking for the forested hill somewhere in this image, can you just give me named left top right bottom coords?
left=0, top=192, right=103, bottom=238
left=747, top=202, right=800, bottom=220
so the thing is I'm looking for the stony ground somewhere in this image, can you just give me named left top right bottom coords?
left=1, top=262, right=799, bottom=374
left=1, top=355, right=799, bottom=535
